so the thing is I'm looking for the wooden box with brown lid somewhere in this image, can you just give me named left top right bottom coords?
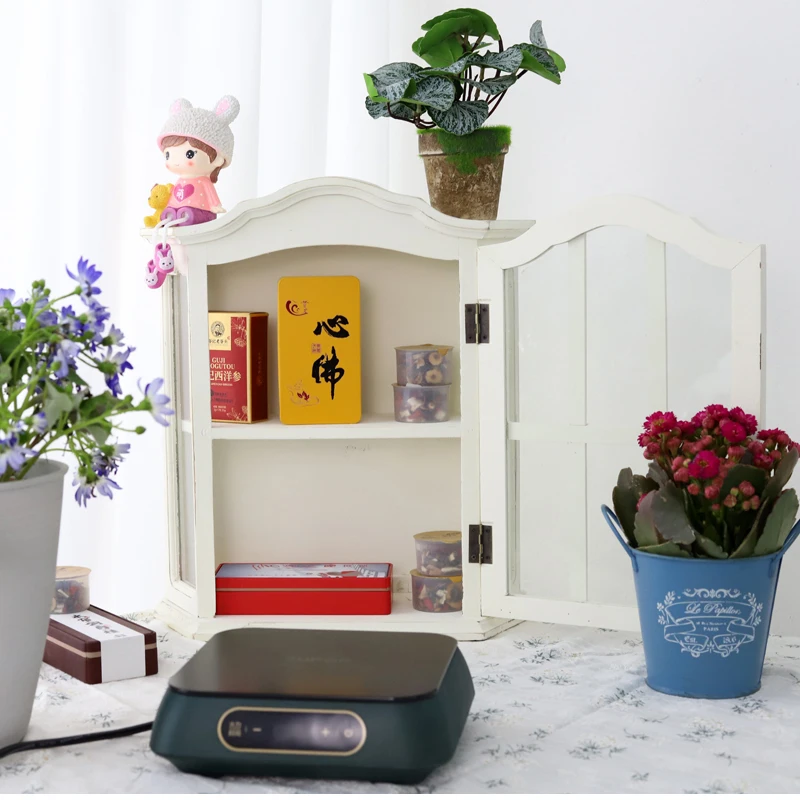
left=44, top=606, right=158, bottom=684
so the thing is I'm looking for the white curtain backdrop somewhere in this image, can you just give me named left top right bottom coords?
left=2, top=0, right=800, bottom=632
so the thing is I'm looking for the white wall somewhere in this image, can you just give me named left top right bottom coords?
left=4, top=0, right=800, bottom=632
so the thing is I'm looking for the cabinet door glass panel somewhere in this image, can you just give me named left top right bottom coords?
left=508, top=230, right=732, bottom=606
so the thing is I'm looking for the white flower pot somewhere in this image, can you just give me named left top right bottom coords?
left=0, top=460, right=68, bottom=748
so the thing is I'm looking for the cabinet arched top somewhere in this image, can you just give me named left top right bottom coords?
left=142, top=177, right=533, bottom=264
left=483, top=194, right=761, bottom=270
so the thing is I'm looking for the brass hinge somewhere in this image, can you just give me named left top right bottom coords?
left=464, top=303, right=490, bottom=344
left=468, top=524, right=493, bottom=564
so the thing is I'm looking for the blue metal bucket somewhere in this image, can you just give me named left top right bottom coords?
left=601, top=505, right=800, bottom=699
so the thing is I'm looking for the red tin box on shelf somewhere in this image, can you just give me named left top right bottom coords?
left=215, top=563, right=393, bottom=615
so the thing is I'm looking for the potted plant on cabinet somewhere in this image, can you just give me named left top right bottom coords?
left=363, top=8, right=565, bottom=220
left=602, top=405, right=800, bottom=699
left=0, top=260, right=173, bottom=748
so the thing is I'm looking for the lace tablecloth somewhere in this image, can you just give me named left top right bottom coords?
left=4, top=613, right=800, bottom=794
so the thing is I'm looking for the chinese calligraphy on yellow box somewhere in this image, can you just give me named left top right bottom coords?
left=277, top=276, right=362, bottom=424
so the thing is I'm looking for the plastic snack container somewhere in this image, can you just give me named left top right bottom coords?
left=414, top=531, right=462, bottom=576
left=52, top=566, right=91, bottom=614
left=393, top=384, right=450, bottom=423
left=411, top=570, right=463, bottom=613
left=395, top=345, right=453, bottom=386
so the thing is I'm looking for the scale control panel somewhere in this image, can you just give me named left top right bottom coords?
left=218, top=707, right=366, bottom=756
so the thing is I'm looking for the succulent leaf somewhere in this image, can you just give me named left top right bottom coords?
left=730, top=499, right=772, bottom=558
left=694, top=532, right=728, bottom=559
left=650, top=482, right=698, bottom=545
left=762, top=447, right=799, bottom=504
left=647, top=461, right=669, bottom=488
left=639, top=542, right=691, bottom=558
left=720, top=464, right=766, bottom=499
left=754, top=489, right=799, bottom=556
left=633, top=491, right=659, bottom=547
left=611, top=468, right=638, bottom=544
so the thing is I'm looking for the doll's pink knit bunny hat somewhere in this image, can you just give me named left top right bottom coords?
left=157, top=96, right=240, bottom=167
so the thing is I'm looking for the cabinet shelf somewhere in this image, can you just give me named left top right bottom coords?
left=182, top=414, right=462, bottom=440
left=157, top=594, right=519, bottom=642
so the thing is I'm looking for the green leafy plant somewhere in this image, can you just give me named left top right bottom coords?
left=364, top=9, right=565, bottom=136
left=612, top=405, right=799, bottom=558
left=0, top=260, right=173, bottom=503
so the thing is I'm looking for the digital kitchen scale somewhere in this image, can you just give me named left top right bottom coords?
left=150, top=628, right=475, bottom=784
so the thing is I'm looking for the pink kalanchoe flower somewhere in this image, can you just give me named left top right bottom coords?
left=666, top=436, right=681, bottom=452
left=699, top=434, right=714, bottom=448
left=644, top=411, right=677, bottom=435
left=739, top=481, right=755, bottom=498
left=645, top=442, right=661, bottom=459
left=772, top=450, right=783, bottom=463
left=755, top=454, right=773, bottom=470
left=730, top=407, right=758, bottom=435
left=704, top=485, right=720, bottom=500
left=705, top=404, right=731, bottom=420
left=712, top=475, right=724, bottom=489
left=749, top=440, right=765, bottom=456
left=727, top=445, right=745, bottom=459
left=637, top=432, right=652, bottom=448
left=723, top=493, right=737, bottom=508
left=672, top=456, right=684, bottom=471
left=758, top=428, right=786, bottom=446
left=674, top=467, right=690, bottom=483
left=678, top=420, right=697, bottom=436
left=719, top=463, right=731, bottom=479
left=742, top=500, right=752, bottom=511
left=720, top=420, right=747, bottom=444
left=711, top=503, right=721, bottom=512
left=688, top=450, right=721, bottom=480
left=751, top=495, right=761, bottom=510
left=687, top=482, right=700, bottom=496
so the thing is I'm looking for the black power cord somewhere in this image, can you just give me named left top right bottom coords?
left=0, top=721, right=153, bottom=760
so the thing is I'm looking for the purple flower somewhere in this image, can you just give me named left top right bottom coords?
left=103, top=347, right=134, bottom=397
left=72, top=469, right=121, bottom=505
left=94, top=473, right=121, bottom=501
left=107, top=325, right=125, bottom=346
left=32, top=412, right=49, bottom=434
left=32, top=297, right=57, bottom=327
left=53, top=339, right=81, bottom=379
left=66, top=257, right=102, bottom=301
left=59, top=305, right=85, bottom=336
left=139, top=378, right=173, bottom=426
left=73, top=471, right=93, bottom=506
left=92, top=442, right=130, bottom=474
left=0, top=436, right=37, bottom=477
left=0, top=289, right=16, bottom=305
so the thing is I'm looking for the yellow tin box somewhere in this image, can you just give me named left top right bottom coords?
left=277, top=276, right=361, bottom=424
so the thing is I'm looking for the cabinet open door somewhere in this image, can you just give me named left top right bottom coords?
left=476, top=196, right=766, bottom=630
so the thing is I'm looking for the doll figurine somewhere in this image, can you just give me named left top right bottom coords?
left=156, top=96, right=240, bottom=227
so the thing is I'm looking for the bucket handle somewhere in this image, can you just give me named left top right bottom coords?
left=601, top=504, right=638, bottom=572
left=768, top=519, right=800, bottom=577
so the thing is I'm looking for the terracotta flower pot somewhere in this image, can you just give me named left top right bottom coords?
left=0, top=460, right=67, bottom=748
left=418, top=128, right=510, bottom=220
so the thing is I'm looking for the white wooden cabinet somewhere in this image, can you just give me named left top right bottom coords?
left=145, top=180, right=764, bottom=641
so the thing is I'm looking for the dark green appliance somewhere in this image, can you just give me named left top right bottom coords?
left=150, top=628, right=474, bottom=784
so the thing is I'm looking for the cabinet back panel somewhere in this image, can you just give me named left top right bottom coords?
left=212, top=439, right=461, bottom=582
left=207, top=246, right=460, bottom=420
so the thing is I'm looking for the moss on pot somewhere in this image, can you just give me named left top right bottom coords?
left=418, top=126, right=512, bottom=175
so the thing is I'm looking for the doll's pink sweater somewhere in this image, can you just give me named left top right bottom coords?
left=169, top=177, right=220, bottom=211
